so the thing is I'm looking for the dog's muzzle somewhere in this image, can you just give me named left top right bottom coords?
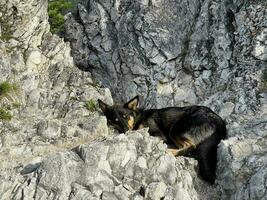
left=112, top=123, right=129, bottom=134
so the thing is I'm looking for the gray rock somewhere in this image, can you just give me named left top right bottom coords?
left=219, top=102, right=235, bottom=119
left=0, top=0, right=267, bottom=199
left=65, top=0, right=265, bottom=115
left=36, top=119, right=62, bottom=139
left=252, top=28, right=267, bottom=61
left=145, top=182, right=167, bottom=200
left=0, top=0, right=113, bottom=197
left=217, top=135, right=267, bottom=200
left=10, top=129, right=218, bottom=200
left=64, top=0, right=267, bottom=199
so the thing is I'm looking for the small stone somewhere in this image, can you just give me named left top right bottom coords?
left=145, top=182, right=167, bottom=200
left=219, top=102, right=235, bottom=118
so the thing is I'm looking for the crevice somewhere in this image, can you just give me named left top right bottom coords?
left=21, top=188, right=24, bottom=200
left=96, top=0, right=119, bottom=44
left=72, top=146, right=85, bottom=162
left=74, top=4, right=101, bottom=70
left=180, top=0, right=202, bottom=73
left=148, top=0, right=152, bottom=7
left=225, top=8, right=237, bottom=67
left=33, top=170, right=41, bottom=199
left=149, top=37, right=168, bottom=61
left=130, top=29, right=155, bottom=67
left=139, top=185, right=145, bottom=197
left=100, top=191, right=104, bottom=199
left=206, top=0, right=215, bottom=71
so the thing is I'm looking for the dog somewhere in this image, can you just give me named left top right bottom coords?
left=98, top=96, right=227, bottom=183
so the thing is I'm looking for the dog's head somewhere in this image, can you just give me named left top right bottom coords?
left=98, top=96, right=140, bottom=133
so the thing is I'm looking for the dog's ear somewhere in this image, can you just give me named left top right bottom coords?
left=98, top=99, right=109, bottom=113
left=124, top=95, right=139, bottom=110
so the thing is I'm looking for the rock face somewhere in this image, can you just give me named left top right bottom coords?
left=0, top=0, right=112, bottom=196
left=64, top=0, right=267, bottom=199
left=65, top=0, right=265, bottom=112
left=217, top=110, right=267, bottom=200
left=0, top=0, right=266, bottom=199
left=11, top=129, right=218, bottom=200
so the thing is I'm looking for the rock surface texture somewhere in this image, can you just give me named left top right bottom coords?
left=65, top=0, right=265, bottom=111
left=11, top=130, right=218, bottom=200
left=64, top=0, right=267, bottom=199
left=0, top=0, right=112, bottom=198
left=0, top=0, right=266, bottom=199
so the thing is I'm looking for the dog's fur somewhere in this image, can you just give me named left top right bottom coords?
left=98, top=96, right=227, bottom=183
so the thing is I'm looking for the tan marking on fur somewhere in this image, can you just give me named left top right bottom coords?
left=167, top=148, right=180, bottom=156
left=128, top=116, right=135, bottom=130
left=172, top=135, right=196, bottom=150
left=183, top=138, right=196, bottom=149
left=168, top=145, right=195, bottom=156
left=167, top=135, right=197, bottom=157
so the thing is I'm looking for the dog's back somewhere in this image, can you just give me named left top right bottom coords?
left=133, top=105, right=226, bottom=183
left=135, top=106, right=226, bottom=145
left=168, top=106, right=226, bottom=145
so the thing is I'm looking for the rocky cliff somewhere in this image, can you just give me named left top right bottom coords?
left=65, top=0, right=267, bottom=198
left=0, top=0, right=112, bottom=198
left=0, top=0, right=266, bottom=199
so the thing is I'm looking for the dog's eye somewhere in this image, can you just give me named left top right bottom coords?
left=115, top=118, right=119, bottom=122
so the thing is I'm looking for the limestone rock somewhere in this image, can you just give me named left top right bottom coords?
left=0, top=0, right=113, bottom=194
left=65, top=0, right=265, bottom=115
left=64, top=0, right=267, bottom=199
left=10, top=129, right=218, bottom=200
left=217, top=135, right=267, bottom=200
left=0, top=0, right=266, bottom=199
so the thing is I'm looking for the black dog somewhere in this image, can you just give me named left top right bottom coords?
left=98, top=96, right=226, bottom=183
